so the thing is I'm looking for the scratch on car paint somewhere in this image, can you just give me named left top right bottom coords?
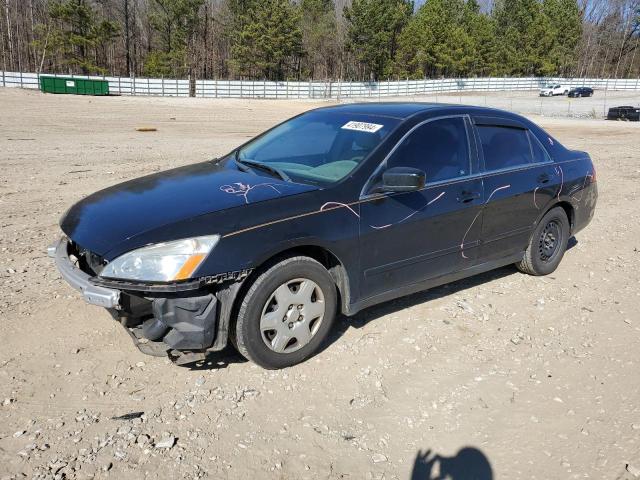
left=554, top=165, right=564, bottom=201
left=369, top=191, right=446, bottom=230
left=460, top=185, right=511, bottom=259
left=320, top=201, right=361, bottom=218
left=570, top=173, right=593, bottom=202
left=220, top=182, right=282, bottom=204
left=533, top=187, right=540, bottom=209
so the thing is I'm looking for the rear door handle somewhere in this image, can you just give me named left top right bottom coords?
left=537, top=174, right=550, bottom=184
left=458, top=191, right=481, bottom=203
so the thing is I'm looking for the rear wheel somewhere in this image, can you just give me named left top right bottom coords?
left=516, top=207, right=570, bottom=276
left=233, top=256, right=337, bottom=369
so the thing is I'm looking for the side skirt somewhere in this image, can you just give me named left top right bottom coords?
left=345, top=252, right=524, bottom=316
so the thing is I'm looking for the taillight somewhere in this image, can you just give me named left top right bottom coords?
left=590, top=165, right=596, bottom=183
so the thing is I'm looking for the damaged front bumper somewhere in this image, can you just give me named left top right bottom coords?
left=48, top=238, right=121, bottom=308
left=49, top=237, right=248, bottom=362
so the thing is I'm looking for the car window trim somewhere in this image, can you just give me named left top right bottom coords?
left=471, top=115, right=528, bottom=129
left=360, top=114, right=475, bottom=199
left=476, top=159, right=554, bottom=178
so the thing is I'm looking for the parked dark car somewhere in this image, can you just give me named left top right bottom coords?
left=568, top=87, right=594, bottom=98
left=50, top=104, right=598, bottom=369
left=607, top=105, right=640, bottom=121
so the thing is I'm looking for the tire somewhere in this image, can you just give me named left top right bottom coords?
left=233, top=256, right=337, bottom=369
left=516, top=207, right=570, bottom=276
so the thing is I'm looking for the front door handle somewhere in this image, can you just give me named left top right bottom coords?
left=537, top=173, right=550, bottom=184
left=458, top=191, right=481, bottom=203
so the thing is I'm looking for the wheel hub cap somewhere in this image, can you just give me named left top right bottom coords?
left=260, top=278, right=325, bottom=354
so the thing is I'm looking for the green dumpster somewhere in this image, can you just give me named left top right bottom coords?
left=39, top=76, right=109, bottom=96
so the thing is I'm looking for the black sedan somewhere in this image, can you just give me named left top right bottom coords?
left=568, top=87, right=594, bottom=98
left=607, top=105, right=640, bottom=121
left=50, top=104, right=598, bottom=369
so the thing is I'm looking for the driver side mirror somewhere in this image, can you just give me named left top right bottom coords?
left=381, top=167, right=426, bottom=192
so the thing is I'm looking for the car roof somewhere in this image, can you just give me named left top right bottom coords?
left=312, top=102, right=441, bottom=119
left=312, top=102, right=526, bottom=121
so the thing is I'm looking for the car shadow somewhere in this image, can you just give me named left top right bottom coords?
left=327, top=264, right=517, bottom=347
left=326, top=236, right=579, bottom=346
left=411, top=447, right=493, bottom=480
left=178, top=345, right=248, bottom=371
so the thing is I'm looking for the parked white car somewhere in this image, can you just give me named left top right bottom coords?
left=539, top=84, right=569, bottom=97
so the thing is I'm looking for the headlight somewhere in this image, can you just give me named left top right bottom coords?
left=101, top=235, right=220, bottom=282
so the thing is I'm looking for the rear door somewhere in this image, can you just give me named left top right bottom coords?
left=472, top=116, right=557, bottom=262
left=358, top=115, right=484, bottom=299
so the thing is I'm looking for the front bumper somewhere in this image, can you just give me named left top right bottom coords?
left=48, top=238, right=120, bottom=308
left=49, top=237, right=247, bottom=359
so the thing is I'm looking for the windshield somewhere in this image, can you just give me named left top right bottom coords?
left=237, top=111, right=399, bottom=185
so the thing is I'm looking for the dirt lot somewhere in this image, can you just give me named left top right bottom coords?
left=0, top=88, right=639, bottom=480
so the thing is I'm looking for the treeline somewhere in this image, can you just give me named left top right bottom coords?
left=1, top=0, right=639, bottom=81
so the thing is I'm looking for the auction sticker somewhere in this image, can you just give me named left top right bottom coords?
left=341, top=121, right=384, bottom=133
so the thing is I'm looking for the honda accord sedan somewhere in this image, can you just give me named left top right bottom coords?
left=50, top=104, right=597, bottom=369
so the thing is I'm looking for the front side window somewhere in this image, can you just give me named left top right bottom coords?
left=387, top=117, right=471, bottom=183
left=477, top=125, right=533, bottom=171
left=237, top=111, right=399, bottom=184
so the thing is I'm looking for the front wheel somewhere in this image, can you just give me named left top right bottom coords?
left=516, top=207, right=570, bottom=276
left=233, top=256, right=337, bottom=369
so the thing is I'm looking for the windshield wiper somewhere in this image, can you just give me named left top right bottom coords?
left=235, top=154, right=291, bottom=182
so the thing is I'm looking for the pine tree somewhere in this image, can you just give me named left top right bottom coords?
left=395, top=0, right=489, bottom=78
left=144, top=0, right=204, bottom=78
left=493, top=0, right=551, bottom=75
left=300, top=0, right=338, bottom=79
left=229, top=0, right=303, bottom=80
left=46, top=0, right=118, bottom=74
left=344, top=0, right=413, bottom=80
left=541, top=0, right=582, bottom=75
left=462, top=0, right=499, bottom=76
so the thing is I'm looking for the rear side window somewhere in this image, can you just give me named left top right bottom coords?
left=529, top=132, right=551, bottom=163
left=477, top=125, right=532, bottom=171
left=389, top=117, right=470, bottom=183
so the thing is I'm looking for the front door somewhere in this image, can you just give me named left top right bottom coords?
left=359, top=116, right=484, bottom=300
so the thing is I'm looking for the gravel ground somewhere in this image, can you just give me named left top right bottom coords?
left=0, top=88, right=639, bottom=480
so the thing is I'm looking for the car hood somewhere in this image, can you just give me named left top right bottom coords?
left=60, top=159, right=318, bottom=256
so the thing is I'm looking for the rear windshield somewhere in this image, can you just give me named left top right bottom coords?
left=237, top=110, right=399, bottom=185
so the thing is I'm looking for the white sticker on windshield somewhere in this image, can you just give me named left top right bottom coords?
left=341, top=121, right=384, bottom=133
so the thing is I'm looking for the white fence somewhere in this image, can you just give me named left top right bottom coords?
left=2, top=71, right=640, bottom=99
